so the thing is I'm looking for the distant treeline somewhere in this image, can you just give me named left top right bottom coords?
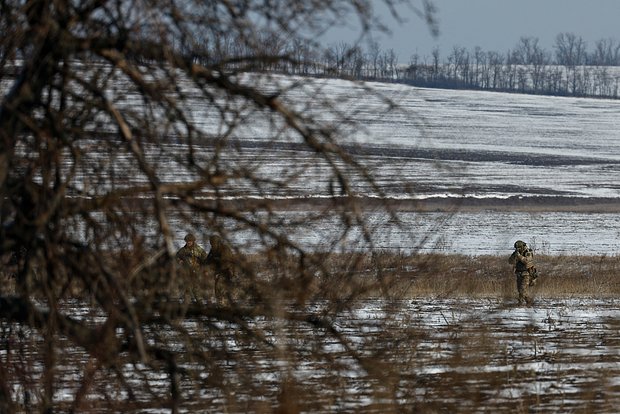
left=4, top=32, right=617, bottom=99
left=184, top=32, right=620, bottom=99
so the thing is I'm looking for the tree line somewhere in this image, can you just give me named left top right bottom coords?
left=192, top=32, right=620, bottom=99
left=402, top=34, right=620, bottom=98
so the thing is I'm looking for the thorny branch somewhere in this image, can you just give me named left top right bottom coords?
left=0, top=0, right=435, bottom=411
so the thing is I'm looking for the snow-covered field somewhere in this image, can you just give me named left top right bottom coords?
left=165, top=78, right=620, bottom=256
left=10, top=72, right=620, bottom=255
left=8, top=72, right=620, bottom=257
left=351, top=298, right=620, bottom=413
left=5, top=298, right=618, bottom=412
left=284, top=81, right=620, bottom=255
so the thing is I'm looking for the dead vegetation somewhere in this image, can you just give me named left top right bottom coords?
left=378, top=252, right=620, bottom=299
left=3, top=251, right=619, bottom=301
left=255, top=251, right=620, bottom=300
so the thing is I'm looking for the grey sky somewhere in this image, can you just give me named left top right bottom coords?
left=326, top=0, right=620, bottom=62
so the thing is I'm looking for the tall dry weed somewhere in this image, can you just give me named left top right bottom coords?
left=315, top=252, right=620, bottom=299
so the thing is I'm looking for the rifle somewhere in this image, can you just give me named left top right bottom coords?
left=528, top=266, right=539, bottom=286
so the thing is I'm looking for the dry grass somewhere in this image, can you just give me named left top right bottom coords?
left=3, top=251, right=619, bottom=301
left=308, top=252, right=620, bottom=300
left=411, top=253, right=620, bottom=298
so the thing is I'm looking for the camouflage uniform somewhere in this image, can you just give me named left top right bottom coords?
left=176, top=233, right=208, bottom=300
left=207, top=235, right=236, bottom=304
left=508, top=240, right=536, bottom=305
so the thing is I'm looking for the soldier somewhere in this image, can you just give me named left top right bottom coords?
left=176, top=233, right=208, bottom=301
left=508, top=240, right=538, bottom=306
left=207, top=235, right=236, bottom=304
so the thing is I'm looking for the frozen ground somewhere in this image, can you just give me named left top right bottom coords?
left=134, top=77, right=620, bottom=255
left=10, top=74, right=620, bottom=255
left=393, top=297, right=620, bottom=413
left=3, top=298, right=618, bottom=412
left=250, top=80, right=620, bottom=255
left=176, top=76, right=620, bottom=200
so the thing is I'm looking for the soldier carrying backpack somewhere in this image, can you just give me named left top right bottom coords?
left=508, top=240, right=539, bottom=306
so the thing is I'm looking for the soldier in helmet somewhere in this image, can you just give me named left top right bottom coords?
left=207, top=235, right=236, bottom=304
left=508, top=240, right=537, bottom=305
left=176, top=233, right=209, bottom=300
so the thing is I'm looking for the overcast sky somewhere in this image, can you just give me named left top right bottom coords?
left=325, top=0, right=620, bottom=62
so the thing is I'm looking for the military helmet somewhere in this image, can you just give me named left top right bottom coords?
left=184, top=233, right=196, bottom=242
left=514, top=240, right=526, bottom=249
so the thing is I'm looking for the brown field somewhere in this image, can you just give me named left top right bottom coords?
left=3, top=251, right=619, bottom=300
left=290, top=251, right=620, bottom=300
left=389, top=253, right=620, bottom=299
